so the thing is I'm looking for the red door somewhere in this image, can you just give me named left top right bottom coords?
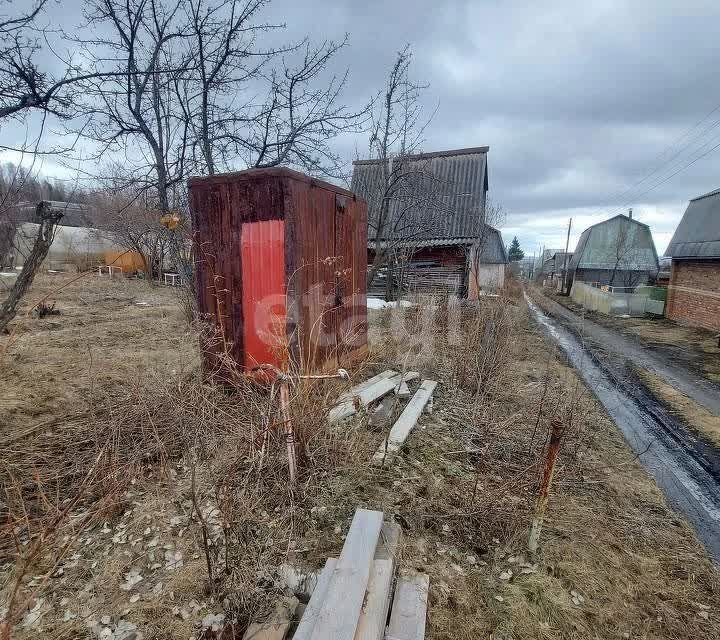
left=240, top=220, right=286, bottom=370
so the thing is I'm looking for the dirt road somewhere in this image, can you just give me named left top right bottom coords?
left=531, top=289, right=720, bottom=418
left=526, top=293, right=720, bottom=562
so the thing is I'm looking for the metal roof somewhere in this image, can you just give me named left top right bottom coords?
left=569, top=214, right=659, bottom=272
left=368, top=225, right=508, bottom=263
left=543, top=251, right=573, bottom=273
left=477, top=225, right=508, bottom=263
left=351, top=147, right=489, bottom=243
left=666, top=188, right=720, bottom=259
left=10, top=201, right=96, bottom=228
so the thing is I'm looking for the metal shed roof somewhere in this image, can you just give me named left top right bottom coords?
left=569, top=214, right=659, bottom=272
left=665, top=188, right=720, bottom=259
left=369, top=224, right=507, bottom=263
left=351, top=147, right=489, bottom=243
left=10, top=201, right=96, bottom=228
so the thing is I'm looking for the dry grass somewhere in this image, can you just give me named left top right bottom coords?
left=1, top=275, right=719, bottom=639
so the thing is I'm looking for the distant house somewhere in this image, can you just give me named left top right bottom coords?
left=568, top=214, right=659, bottom=289
left=2, top=201, right=119, bottom=271
left=542, top=251, right=574, bottom=290
left=351, top=146, right=507, bottom=297
left=665, top=188, right=720, bottom=331
left=467, top=225, right=508, bottom=296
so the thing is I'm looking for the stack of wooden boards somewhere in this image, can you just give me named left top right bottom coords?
left=291, top=508, right=429, bottom=640
left=328, top=370, right=438, bottom=466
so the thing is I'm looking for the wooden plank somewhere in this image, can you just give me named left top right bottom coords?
left=329, top=376, right=401, bottom=423
left=292, top=558, right=338, bottom=640
left=385, top=573, right=430, bottom=640
left=310, top=509, right=384, bottom=640
left=373, top=381, right=437, bottom=464
left=338, top=370, right=399, bottom=403
left=243, top=596, right=298, bottom=640
left=353, top=559, right=394, bottom=640
left=374, top=521, right=402, bottom=565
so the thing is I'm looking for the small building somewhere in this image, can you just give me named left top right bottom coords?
left=351, top=147, right=506, bottom=298
left=467, top=225, right=508, bottom=297
left=542, top=251, right=573, bottom=291
left=568, top=214, right=659, bottom=289
left=656, top=256, right=672, bottom=287
left=188, top=167, right=368, bottom=375
left=665, top=188, right=720, bottom=331
left=2, top=201, right=118, bottom=271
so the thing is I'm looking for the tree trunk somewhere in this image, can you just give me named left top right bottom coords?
left=0, top=202, right=62, bottom=333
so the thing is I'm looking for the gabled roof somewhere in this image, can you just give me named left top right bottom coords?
left=666, top=188, right=720, bottom=259
left=477, top=225, right=508, bottom=264
left=551, top=251, right=573, bottom=272
left=569, top=214, right=659, bottom=273
left=351, top=147, right=489, bottom=243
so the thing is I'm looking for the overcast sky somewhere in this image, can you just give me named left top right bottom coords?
left=4, top=0, right=720, bottom=256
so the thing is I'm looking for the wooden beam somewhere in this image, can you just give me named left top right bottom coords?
left=373, top=381, right=437, bottom=464
left=292, top=558, right=337, bottom=640
left=338, top=370, right=399, bottom=403
left=385, top=572, right=430, bottom=640
left=353, top=559, right=394, bottom=640
left=310, top=509, right=384, bottom=640
left=329, top=376, right=400, bottom=423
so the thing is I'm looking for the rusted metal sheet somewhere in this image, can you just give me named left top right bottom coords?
left=335, top=193, right=368, bottom=360
left=189, top=167, right=368, bottom=378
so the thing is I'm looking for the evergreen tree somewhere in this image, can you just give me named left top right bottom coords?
left=508, top=236, right=524, bottom=261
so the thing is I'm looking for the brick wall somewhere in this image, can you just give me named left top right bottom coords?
left=666, top=260, right=720, bottom=331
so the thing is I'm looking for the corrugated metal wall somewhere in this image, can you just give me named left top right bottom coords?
left=240, top=220, right=286, bottom=369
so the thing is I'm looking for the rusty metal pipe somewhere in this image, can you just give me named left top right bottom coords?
left=528, top=418, right=564, bottom=555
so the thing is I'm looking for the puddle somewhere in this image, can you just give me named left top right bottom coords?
left=526, top=293, right=720, bottom=562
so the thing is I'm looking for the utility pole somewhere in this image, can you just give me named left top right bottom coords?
left=561, top=218, right=572, bottom=295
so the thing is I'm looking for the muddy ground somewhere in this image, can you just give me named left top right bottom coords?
left=546, top=289, right=720, bottom=384
left=535, top=287, right=720, bottom=450
left=1, top=274, right=719, bottom=640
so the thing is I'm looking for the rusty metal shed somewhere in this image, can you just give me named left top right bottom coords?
left=188, top=167, right=368, bottom=377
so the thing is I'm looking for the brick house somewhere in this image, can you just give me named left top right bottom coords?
left=665, top=188, right=720, bottom=331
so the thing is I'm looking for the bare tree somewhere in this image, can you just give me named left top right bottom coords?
left=0, top=0, right=84, bottom=326
left=464, top=199, right=506, bottom=297
left=360, top=45, right=443, bottom=290
left=80, top=0, right=191, bottom=215
left=177, top=0, right=367, bottom=178
left=177, top=0, right=282, bottom=175
left=90, top=181, right=172, bottom=280
left=0, top=201, right=63, bottom=332
left=0, top=0, right=130, bottom=123
left=607, top=217, right=649, bottom=289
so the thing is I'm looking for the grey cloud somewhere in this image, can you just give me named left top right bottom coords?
left=4, top=0, right=720, bottom=255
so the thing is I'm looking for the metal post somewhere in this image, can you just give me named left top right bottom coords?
left=278, top=381, right=298, bottom=485
left=528, top=418, right=564, bottom=555
left=561, top=218, right=572, bottom=294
